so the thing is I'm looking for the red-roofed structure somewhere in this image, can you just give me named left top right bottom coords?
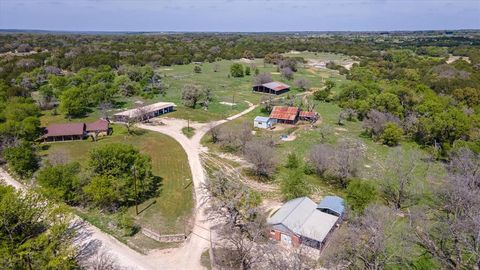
left=299, top=111, right=319, bottom=122
left=86, top=119, right=109, bottom=133
left=269, top=106, right=300, bottom=124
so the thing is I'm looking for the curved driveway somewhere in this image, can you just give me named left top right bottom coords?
left=0, top=101, right=257, bottom=270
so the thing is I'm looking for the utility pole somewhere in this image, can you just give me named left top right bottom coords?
left=132, top=165, right=139, bottom=215
left=232, top=93, right=235, bottom=109
left=187, top=119, right=190, bottom=131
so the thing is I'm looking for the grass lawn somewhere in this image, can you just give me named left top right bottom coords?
left=40, top=124, right=193, bottom=250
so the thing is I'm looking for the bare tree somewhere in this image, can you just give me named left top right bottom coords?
left=205, top=172, right=267, bottom=270
left=363, top=110, right=400, bottom=139
left=323, top=204, right=408, bottom=269
left=99, top=101, right=112, bottom=120
left=209, top=123, right=221, bottom=143
left=408, top=148, right=480, bottom=269
left=381, top=148, right=421, bottom=209
left=263, top=244, right=317, bottom=270
left=333, top=140, right=362, bottom=187
left=281, top=67, right=294, bottom=81
left=253, top=72, right=273, bottom=85
left=338, top=108, right=357, bottom=125
left=309, top=144, right=335, bottom=176
left=294, top=77, right=311, bottom=91
left=244, top=139, right=277, bottom=178
left=181, top=84, right=204, bottom=108
left=309, top=140, right=362, bottom=188
left=86, top=249, right=122, bottom=270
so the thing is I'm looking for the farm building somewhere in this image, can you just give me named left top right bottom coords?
left=43, top=119, right=110, bottom=142
left=269, top=106, right=300, bottom=125
left=86, top=119, right=110, bottom=137
left=252, top=81, right=290, bottom=95
left=254, top=116, right=276, bottom=129
left=268, top=196, right=345, bottom=250
left=299, top=111, right=319, bottom=122
left=113, top=102, right=176, bottom=122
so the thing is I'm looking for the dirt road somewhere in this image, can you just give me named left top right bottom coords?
left=0, top=101, right=258, bottom=270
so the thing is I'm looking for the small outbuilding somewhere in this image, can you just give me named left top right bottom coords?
left=252, top=81, right=290, bottom=95
left=254, top=116, right=275, bottom=129
left=299, top=111, right=319, bottom=122
left=269, top=106, right=300, bottom=125
left=86, top=119, right=110, bottom=137
left=268, top=196, right=345, bottom=250
left=113, top=102, right=176, bottom=123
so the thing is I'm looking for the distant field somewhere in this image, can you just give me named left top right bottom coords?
left=40, top=124, right=193, bottom=249
left=40, top=53, right=348, bottom=125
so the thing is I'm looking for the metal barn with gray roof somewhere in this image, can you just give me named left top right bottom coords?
left=267, top=196, right=345, bottom=249
left=252, top=81, right=290, bottom=95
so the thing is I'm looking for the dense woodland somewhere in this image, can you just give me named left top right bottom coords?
left=0, top=31, right=479, bottom=269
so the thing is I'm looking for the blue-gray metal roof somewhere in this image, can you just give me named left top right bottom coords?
left=268, top=197, right=339, bottom=243
left=317, top=196, right=345, bottom=216
left=254, top=116, right=271, bottom=122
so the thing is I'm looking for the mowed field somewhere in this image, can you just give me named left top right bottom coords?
left=40, top=124, right=193, bottom=249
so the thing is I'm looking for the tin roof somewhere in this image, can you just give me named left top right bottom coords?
left=317, top=196, right=345, bottom=216
left=262, top=81, right=290, bottom=91
left=268, top=197, right=340, bottom=243
left=86, top=119, right=109, bottom=132
left=269, top=106, right=299, bottom=121
left=254, top=116, right=271, bottom=122
left=114, top=102, right=176, bottom=118
left=45, top=123, right=85, bottom=137
left=299, top=111, right=318, bottom=118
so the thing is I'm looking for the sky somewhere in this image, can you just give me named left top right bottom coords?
left=0, top=0, right=479, bottom=32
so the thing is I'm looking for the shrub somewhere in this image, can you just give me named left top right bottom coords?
left=36, top=162, right=81, bottom=204
left=285, top=152, right=300, bottom=169
left=346, top=179, right=377, bottom=213
left=230, top=63, right=244, bottom=77
left=380, top=122, right=403, bottom=146
left=281, top=169, right=309, bottom=200
left=3, top=142, right=38, bottom=178
left=194, top=65, right=202, bottom=73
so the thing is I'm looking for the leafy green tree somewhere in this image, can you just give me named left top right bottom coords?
left=83, top=175, right=120, bottom=208
left=59, top=86, right=88, bottom=118
left=325, top=79, right=336, bottom=91
left=380, top=122, right=403, bottom=146
left=230, top=63, right=244, bottom=78
left=346, top=179, right=377, bottom=213
left=371, top=92, right=404, bottom=117
left=418, top=108, right=471, bottom=145
left=314, top=89, right=330, bottom=101
left=281, top=169, right=309, bottom=201
left=113, top=75, right=140, bottom=97
left=194, top=65, right=202, bottom=73
left=3, top=142, right=38, bottom=178
left=452, top=87, right=480, bottom=107
left=84, top=143, right=156, bottom=209
left=285, top=152, right=300, bottom=169
left=36, top=162, right=81, bottom=204
left=0, top=186, right=79, bottom=269
left=245, top=66, right=251, bottom=76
